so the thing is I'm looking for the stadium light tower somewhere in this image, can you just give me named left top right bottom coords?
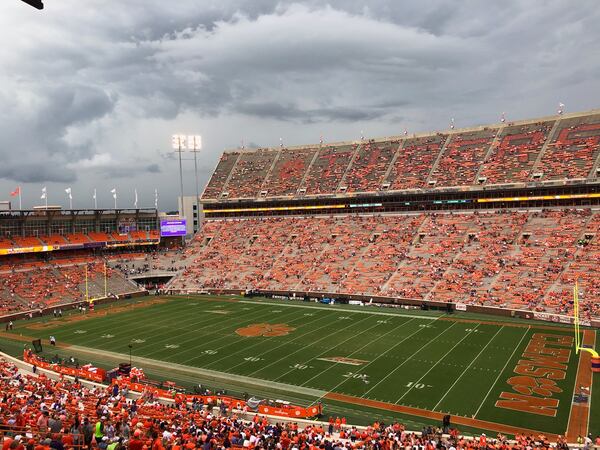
left=172, top=134, right=187, bottom=214
left=188, top=135, right=202, bottom=233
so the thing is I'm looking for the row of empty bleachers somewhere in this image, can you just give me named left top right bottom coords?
left=223, top=148, right=279, bottom=198
left=201, top=151, right=241, bottom=199
left=172, top=208, right=600, bottom=318
left=200, top=112, right=600, bottom=200
left=387, top=135, right=446, bottom=190
left=479, top=121, right=554, bottom=184
left=261, top=146, right=318, bottom=196
left=430, top=129, right=497, bottom=187
left=302, top=144, right=357, bottom=195
left=536, top=114, right=600, bottom=180
left=0, top=231, right=158, bottom=250
left=345, top=140, right=399, bottom=193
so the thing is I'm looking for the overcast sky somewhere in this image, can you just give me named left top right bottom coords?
left=1, top=0, right=599, bottom=211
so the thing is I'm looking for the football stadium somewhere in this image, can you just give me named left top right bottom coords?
left=1, top=1, right=600, bottom=450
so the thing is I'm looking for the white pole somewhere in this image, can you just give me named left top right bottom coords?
left=18, top=188, right=22, bottom=211
left=94, top=189, right=97, bottom=209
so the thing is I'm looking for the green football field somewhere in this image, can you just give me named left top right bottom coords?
left=4, top=295, right=596, bottom=437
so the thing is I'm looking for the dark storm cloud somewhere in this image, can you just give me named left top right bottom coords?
left=0, top=0, right=599, bottom=208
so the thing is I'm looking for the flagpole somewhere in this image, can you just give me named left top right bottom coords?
left=18, top=187, right=22, bottom=211
left=94, top=189, right=97, bottom=209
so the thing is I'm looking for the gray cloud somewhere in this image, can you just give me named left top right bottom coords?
left=0, top=0, right=599, bottom=209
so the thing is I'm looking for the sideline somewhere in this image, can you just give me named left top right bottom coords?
left=239, top=300, right=441, bottom=320
left=566, top=329, right=595, bottom=439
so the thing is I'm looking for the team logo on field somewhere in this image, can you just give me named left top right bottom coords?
left=236, top=323, right=295, bottom=337
left=317, top=356, right=368, bottom=366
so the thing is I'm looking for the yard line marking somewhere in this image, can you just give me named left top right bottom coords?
left=203, top=309, right=338, bottom=369
left=239, top=300, right=440, bottom=320
left=473, top=326, right=530, bottom=418
left=65, top=299, right=235, bottom=349
left=169, top=307, right=305, bottom=362
left=432, top=325, right=504, bottom=411
left=362, top=321, right=457, bottom=397
left=137, top=303, right=274, bottom=355
left=248, top=314, right=373, bottom=378
left=273, top=316, right=386, bottom=383
left=395, top=324, right=481, bottom=404
left=311, top=318, right=439, bottom=403
left=218, top=315, right=344, bottom=372
left=300, top=318, right=417, bottom=386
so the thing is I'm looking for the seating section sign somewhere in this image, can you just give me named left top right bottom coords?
left=160, top=219, right=187, bottom=237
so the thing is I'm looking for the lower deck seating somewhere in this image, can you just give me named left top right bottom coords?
left=172, top=208, right=600, bottom=319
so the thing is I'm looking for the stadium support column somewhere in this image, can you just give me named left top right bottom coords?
left=188, top=135, right=202, bottom=234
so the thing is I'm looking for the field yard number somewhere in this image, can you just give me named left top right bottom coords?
left=304, top=313, right=314, bottom=316
left=132, top=339, right=146, bottom=344
left=165, top=344, right=180, bottom=349
left=289, top=363, right=312, bottom=370
left=405, top=381, right=432, bottom=389
left=377, top=320, right=388, bottom=324
left=244, top=356, right=263, bottom=362
left=202, top=349, right=218, bottom=355
left=343, top=372, right=370, bottom=384
left=465, top=328, right=482, bottom=333
left=101, top=334, right=115, bottom=339
left=74, top=330, right=87, bottom=334
left=338, top=316, right=351, bottom=320
left=419, top=324, right=433, bottom=328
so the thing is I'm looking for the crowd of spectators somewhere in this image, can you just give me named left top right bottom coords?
left=0, top=358, right=585, bottom=449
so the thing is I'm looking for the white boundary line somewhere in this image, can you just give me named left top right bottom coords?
left=239, top=300, right=440, bottom=320
left=395, top=324, right=481, bottom=404
left=473, top=326, right=530, bottom=418
left=432, top=325, right=504, bottom=410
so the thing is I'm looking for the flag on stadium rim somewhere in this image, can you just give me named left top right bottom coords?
left=65, top=187, right=72, bottom=199
left=40, top=186, right=47, bottom=199
left=134, top=188, right=138, bottom=209
left=10, top=186, right=22, bottom=210
left=558, top=102, right=565, bottom=115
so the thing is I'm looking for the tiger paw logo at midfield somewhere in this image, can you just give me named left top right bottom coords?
left=236, top=323, right=295, bottom=337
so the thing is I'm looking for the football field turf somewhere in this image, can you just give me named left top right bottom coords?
left=4, top=295, right=595, bottom=437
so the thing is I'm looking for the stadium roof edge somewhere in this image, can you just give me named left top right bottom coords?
left=219, top=107, right=600, bottom=155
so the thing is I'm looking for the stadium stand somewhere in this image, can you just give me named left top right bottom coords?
left=0, top=358, right=570, bottom=450
left=200, top=110, right=600, bottom=201
left=429, top=128, right=498, bottom=187
left=536, top=113, right=600, bottom=181
left=171, top=208, right=600, bottom=319
left=345, top=140, right=399, bottom=193
left=223, top=149, right=279, bottom=199
left=201, top=151, right=241, bottom=199
left=386, top=135, right=447, bottom=190
left=301, top=144, right=357, bottom=195
left=478, top=121, right=555, bottom=185
left=261, top=146, right=318, bottom=197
